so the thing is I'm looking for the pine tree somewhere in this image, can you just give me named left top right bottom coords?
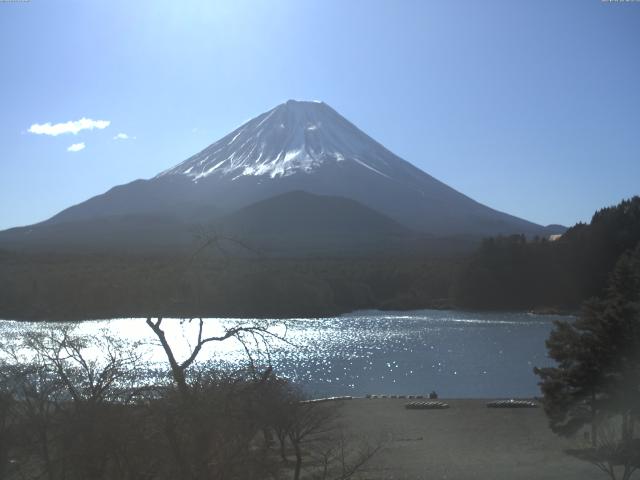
left=534, top=244, right=640, bottom=479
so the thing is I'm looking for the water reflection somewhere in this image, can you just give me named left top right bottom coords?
left=0, top=310, right=566, bottom=398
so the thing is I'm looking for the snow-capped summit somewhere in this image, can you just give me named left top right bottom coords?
left=157, top=99, right=400, bottom=181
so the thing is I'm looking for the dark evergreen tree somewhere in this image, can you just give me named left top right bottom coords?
left=535, top=244, right=640, bottom=479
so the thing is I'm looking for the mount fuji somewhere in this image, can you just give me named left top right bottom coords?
left=0, top=100, right=562, bottom=254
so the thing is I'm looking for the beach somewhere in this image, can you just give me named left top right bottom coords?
left=339, top=398, right=601, bottom=480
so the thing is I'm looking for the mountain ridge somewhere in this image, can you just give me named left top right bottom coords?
left=0, top=99, right=565, bottom=254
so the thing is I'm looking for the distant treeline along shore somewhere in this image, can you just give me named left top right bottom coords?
left=0, top=196, right=638, bottom=321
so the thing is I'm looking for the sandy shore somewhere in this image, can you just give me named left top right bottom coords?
left=338, top=398, right=601, bottom=480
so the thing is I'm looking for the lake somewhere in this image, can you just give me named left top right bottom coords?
left=0, top=309, right=566, bottom=398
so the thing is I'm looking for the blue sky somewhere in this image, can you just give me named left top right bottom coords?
left=1, top=0, right=638, bottom=230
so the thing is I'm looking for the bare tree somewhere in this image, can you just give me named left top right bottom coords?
left=145, top=316, right=283, bottom=397
left=567, top=419, right=640, bottom=480
left=312, top=430, right=382, bottom=480
left=1, top=328, right=145, bottom=480
left=266, top=385, right=382, bottom=480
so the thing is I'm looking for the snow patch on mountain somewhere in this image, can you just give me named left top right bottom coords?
left=156, top=100, right=402, bottom=182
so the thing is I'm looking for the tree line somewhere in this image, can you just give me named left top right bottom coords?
left=0, top=252, right=457, bottom=320
left=453, top=197, right=640, bottom=311
left=1, top=197, right=638, bottom=319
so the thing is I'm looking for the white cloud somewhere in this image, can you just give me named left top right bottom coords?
left=113, top=132, right=131, bottom=140
left=67, top=142, right=86, bottom=152
left=28, top=118, right=110, bottom=136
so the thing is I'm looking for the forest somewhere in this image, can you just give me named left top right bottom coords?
left=0, top=197, right=638, bottom=320
left=452, top=196, right=640, bottom=311
left=0, top=251, right=457, bottom=320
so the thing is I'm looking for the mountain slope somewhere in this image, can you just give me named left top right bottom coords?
left=222, top=191, right=409, bottom=236
left=0, top=213, right=198, bottom=253
left=0, top=100, right=564, bottom=253
left=218, top=191, right=419, bottom=255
